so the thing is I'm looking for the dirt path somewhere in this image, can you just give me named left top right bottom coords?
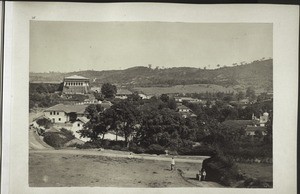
left=29, top=128, right=53, bottom=150
left=30, top=149, right=208, bottom=163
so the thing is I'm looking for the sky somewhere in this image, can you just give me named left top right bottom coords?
left=30, top=22, right=272, bottom=73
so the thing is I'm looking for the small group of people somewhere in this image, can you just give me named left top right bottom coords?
left=170, top=156, right=207, bottom=181
left=198, top=169, right=206, bottom=181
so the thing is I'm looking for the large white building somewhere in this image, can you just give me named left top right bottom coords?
left=62, top=75, right=90, bottom=94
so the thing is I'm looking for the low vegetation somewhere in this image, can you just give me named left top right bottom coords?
left=43, top=128, right=75, bottom=148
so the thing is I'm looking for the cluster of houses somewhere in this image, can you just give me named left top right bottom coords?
left=244, top=112, right=269, bottom=136
left=31, top=75, right=271, bottom=143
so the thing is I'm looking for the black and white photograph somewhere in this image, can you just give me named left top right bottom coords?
left=2, top=2, right=299, bottom=194
left=28, top=21, right=274, bottom=188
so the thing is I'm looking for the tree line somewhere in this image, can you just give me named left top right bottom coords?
left=79, top=91, right=273, bottom=159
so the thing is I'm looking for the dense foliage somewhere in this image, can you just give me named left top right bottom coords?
left=101, top=83, right=117, bottom=98
left=79, top=92, right=273, bottom=160
left=43, top=128, right=75, bottom=148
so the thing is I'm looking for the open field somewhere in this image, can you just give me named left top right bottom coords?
left=29, top=150, right=222, bottom=187
left=134, top=84, right=236, bottom=96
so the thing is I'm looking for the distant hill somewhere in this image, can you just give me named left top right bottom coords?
left=30, top=59, right=273, bottom=92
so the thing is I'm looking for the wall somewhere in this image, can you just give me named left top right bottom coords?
left=44, top=111, right=68, bottom=123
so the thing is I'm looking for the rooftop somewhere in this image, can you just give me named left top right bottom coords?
left=177, top=105, right=190, bottom=109
left=76, top=116, right=89, bottom=124
left=116, top=89, right=132, bottom=95
left=64, top=75, right=89, bottom=80
left=245, top=126, right=267, bottom=131
left=44, top=104, right=88, bottom=114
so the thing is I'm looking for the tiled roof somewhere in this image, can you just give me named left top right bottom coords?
left=177, top=105, right=190, bottom=109
left=76, top=116, right=89, bottom=123
left=44, top=104, right=88, bottom=114
left=64, top=75, right=89, bottom=80
left=116, top=89, right=132, bottom=95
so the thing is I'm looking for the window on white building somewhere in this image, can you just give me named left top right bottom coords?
left=50, top=112, right=52, bottom=115
left=59, top=118, right=61, bottom=121
left=78, top=123, right=80, bottom=127
left=57, top=112, right=59, bottom=115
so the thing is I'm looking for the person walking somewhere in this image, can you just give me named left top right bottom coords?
left=171, top=157, right=175, bottom=171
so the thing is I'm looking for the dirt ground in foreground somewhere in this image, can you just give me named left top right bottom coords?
left=29, top=152, right=205, bottom=187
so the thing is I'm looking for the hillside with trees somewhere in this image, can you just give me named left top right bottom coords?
left=30, top=59, right=272, bottom=92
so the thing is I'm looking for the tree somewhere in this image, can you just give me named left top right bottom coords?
left=93, top=92, right=104, bottom=101
left=36, top=117, right=52, bottom=129
left=160, top=94, right=169, bottom=103
left=110, top=101, right=140, bottom=147
left=79, top=104, right=109, bottom=141
left=101, top=83, right=117, bottom=98
left=246, top=87, right=256, bottom=102
left=167, top=98, right=177, bottom=110
left=127, top=92, right=142, bottom=102
left=264, top=112, right=272, bottom=144
left=236, top=91, right=245, bottom=101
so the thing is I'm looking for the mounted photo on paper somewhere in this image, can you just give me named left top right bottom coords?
left=29, top=21, right=273, bottom=188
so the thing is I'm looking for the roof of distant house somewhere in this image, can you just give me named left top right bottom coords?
left=177, top=105, right=190, bottom=110
left=116, top=89, right=132, bottom=95
left=181, top=97, right=198, bottom=101
left=221, top=120, right=257, bottom=130
left=101, top=101, right=112, bottom=109
left=64, top=75, right=89, bottom=80
left=76, top=116, right=89, bottom=124
left=44, top=104, right=88, bottom=114
left=245, top=126, right=267, bottom=132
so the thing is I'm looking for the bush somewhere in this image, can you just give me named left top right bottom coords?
left=145, top=144, right=165, bottom=155
left=75, top=142, right=98, bottom=149
left=43, top=131, right=74, bottom=148
left=201, top=153, right=239, bottom=186
left=36, top=117, right=52, bottom=129
left=60, top=128, right=75, bottom=139
left=75, top=139, right=127, bottom=150
left=111, top=145, right=122, bottom=150
left=129, top=144, right=146, bottom=154
left=177, top=145, right=215, bottom=156
left=120, top=147, right=129, bottom=151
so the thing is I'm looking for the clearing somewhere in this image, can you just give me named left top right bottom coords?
left=134, top=84, right=235, bottom=95
left=29, top=149, right=222, bottom=187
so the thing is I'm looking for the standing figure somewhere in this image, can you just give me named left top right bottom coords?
left=202, top=169, right=207, bottom=181
left=171, top=157, right=175, bottom=171
left=198, top=170, right=202, bottom=181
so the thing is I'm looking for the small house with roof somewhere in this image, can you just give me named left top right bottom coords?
left=177, top=104, right=196, bottom=118
left=245, top=126, right=267, bottom=136
left=245, top=112, right=270, bottom=136
left=44, top=104, right=88, bottom=123
left=177, top=104, right=191, bottom=113
left=115, top=89, right=133, bottom=99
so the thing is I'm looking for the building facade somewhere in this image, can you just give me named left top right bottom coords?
left=62, top=75, right=90, bottom=94
left=44, top=104, right=88, bottom=123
